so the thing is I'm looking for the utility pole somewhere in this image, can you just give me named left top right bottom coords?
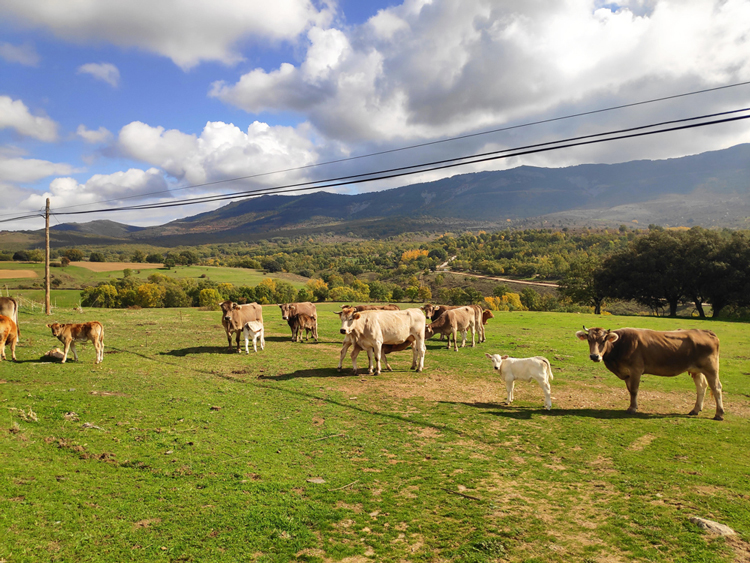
left=45, top=198, right=51, bottom=315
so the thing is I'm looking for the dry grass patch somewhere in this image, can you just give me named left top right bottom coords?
left=70, top=261, right=164, bottom=272
left=0, top=269, right=37, bottom=279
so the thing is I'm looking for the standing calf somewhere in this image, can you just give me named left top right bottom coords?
left=242, top=320, right=265, bottom=353
left=287, top=313, right=318, bottom=342
left=47, top=322, right=104, bottom=364
left=485, top=353, right=554, bottom=410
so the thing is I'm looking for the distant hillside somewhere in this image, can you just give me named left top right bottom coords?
left=7, top=143, right=750, bottom=248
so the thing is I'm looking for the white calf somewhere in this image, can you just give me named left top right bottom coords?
left=243, top=321, right=265, bottom=353
left=485, top=353, right=554, bottom=410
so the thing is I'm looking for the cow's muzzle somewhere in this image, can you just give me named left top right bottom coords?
left=340, top=329, right=347, bottom=335
left=590, top=354, right=602, bottom=362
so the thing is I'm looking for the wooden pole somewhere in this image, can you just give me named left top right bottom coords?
left=45, top=198, right=51, bottom=315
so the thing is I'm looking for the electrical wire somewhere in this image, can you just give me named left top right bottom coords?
left=4, top=79, right=749, bottom=218
left=6, top=109, right=742, bottom=221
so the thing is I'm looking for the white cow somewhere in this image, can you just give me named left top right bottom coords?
left=485, top=353, right=554, bottom=410
left=336, top=308, right=426, bottom=375
left=243, top=320, right=265, bottom=353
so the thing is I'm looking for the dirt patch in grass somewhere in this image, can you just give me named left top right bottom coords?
left=0, top=269, right=37, bottom=279
left=70, top=261, right=164, bottom=272
left=330, top=368, right=750, bottom=419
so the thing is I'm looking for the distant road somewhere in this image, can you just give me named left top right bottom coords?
left=437, top=257, right=558, bottom=289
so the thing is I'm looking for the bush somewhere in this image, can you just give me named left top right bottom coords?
left=89, top=252, right=106, bottom=262
left=81, top=284, right=119, bottom=308
left=135, top=284, right=166, bottom=308
left=198, top=288, right=222, bottom=310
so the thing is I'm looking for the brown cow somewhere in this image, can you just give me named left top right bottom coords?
left=279, top=302, right=317, bottom=341
left=0, top=297, right=19, bottom=337
left=221, top=301, right=263, bottom=353
left=47, top=321, right=104, bottom=364
left=576, top=326, right=724, bottom=420
left=288, top=313, right=318, bottom=342
left=425, top=306, right=477, bottom=351
left=0, top=314, right=18, bottom=361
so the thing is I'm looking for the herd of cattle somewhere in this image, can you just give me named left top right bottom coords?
left=0, top=296, right=725, bottom=420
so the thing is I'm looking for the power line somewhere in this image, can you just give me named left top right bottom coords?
left=8, top=109, right=743, bottom=221
left=6, top=79, right=749, bottom=218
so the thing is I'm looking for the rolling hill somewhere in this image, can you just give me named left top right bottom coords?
left=7, top=143, right=750, bottom=248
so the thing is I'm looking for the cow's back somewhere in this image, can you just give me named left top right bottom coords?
left=359, top=308, right=425, bottom=342
left=609, top=328, right=719, bottom=376
left=0, top=297, right=19, bottom=335
left=235, top=303, right=263, bottom=325
left=293, top=302, right=316, bottom=318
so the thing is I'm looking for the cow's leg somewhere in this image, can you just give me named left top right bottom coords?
left=688, top=371, right=707, bottom=416
left=71, top=343, right=79, bottom=362
left=539, top=379, right=552, bottom=410
left=9, top=335, right=16, bottom=362
left=624, top=374, right=642, bottom=413
left=313, top=321, right=318, bottom=341
left=505, top=378, right=515, bottom=404
left=418, top=339, right=426, bottom=372
left=460, top=329, right=467, bottom=348
left=702, top=366, right=725, bottom=421
left=373, top=341, right=383, bottom=375
left=350, top=346, right=365, bottom=374
left=453, top=329, right=459, bottom=352
left=260, top=328, right=265, bottom=351
left=470, top=325, right=476, bottom=348
left=244, top=329, right=250, bottom=354
left=94, top=337, right=103, bottom=364
left=382, top=350, right=393, bottom=372
left=0, top=335, right=6, bottom=360
left=226, top=329, right=233, bottom=350
left=235, top=330, right=242, bottom=353
left=338, top=339, right=352, bottom=372
left=61, top=341, right=71, bottom=363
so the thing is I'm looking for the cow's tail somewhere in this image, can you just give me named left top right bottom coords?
left=12, top=298, right=19, bottom=338
left=541, top=357, right=553, bottom=381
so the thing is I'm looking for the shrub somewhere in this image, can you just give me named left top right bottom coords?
left=198, top=288, right=222, bottom=310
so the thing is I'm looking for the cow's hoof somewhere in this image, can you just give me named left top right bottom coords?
left=688, top=409, right=699, bottom=416
left=714, top=414, right=724, bottom=421
left=626, top=407, right=638, bottom=414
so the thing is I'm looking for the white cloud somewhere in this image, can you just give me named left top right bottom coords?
left=0, top=96, right=58, bottom=142
left=77, top=62, right=120, bottom=87
left=22, top=168, right=169, bottom=212
left=0, top=156, right=76, bottom=183
left=0, top=42, right=39, bottom=66
left=77, top=124, right=113, bottom=144
left=0, top=0, right=333, bottom=69
left=211, top=0, right=750, bottom=150
left=117, top=120, right=318, bottom=187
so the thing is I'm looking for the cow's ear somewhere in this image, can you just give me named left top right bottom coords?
left=484, top=353, right=494, bottom=360
left=46, top=323, right=51, bottom=328
left=501, top=355, right=509, bottom=360
left=333, top=311, right=342, bottom=317
left=606, top=332, right=619, bottom=343
left=353, top=313, right=361, bottom=320
left=575, top=331, right=588, bottom=341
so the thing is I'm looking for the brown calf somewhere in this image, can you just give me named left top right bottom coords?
left=46, top=322, right=105, bottom=364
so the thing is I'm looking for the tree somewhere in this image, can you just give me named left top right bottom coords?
left=89, top=252, right=105, bottom=262
left=12, top=250, right=29, bottom=261
left=63, top=248, right=84, bottom=261
left=60, top=256, right=70, bottom=268
left=520, top=288, right=543, bottom=311
left=418, top=285, right=432, bottom=302
left=198, top=288, right=222, bottom=309
left=558, top=255, right=606, bottom=314
left=131, top=250, right=146, bottom=263
left=81, top=284, right=119, bottom=308
left=146, top=253, right=163, bottom=264
left=136, top=284, right=166, bottom=308
left=164, top=286, right=192, bottom=308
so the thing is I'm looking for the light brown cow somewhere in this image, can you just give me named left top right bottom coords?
left=279, top=302, right=317, bottom=341
left=336, top=308, right=426, bottom=375
left=221, top=301, right=263, bottom=352
left=288, top=313, right=318, bottom=342
left=425, top=306, right=477, bottom=351
left=0, top=314, right=18, bottom=361
left=422, top=303, right=486, bottom=342
left=0, top=297, right=19, bottom=337
left=47, top=321, right=104, bottom=364
left=576, top=326, right=724, bottom=420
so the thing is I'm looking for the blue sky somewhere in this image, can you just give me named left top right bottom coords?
left=1, top=0, right=749, bottom=230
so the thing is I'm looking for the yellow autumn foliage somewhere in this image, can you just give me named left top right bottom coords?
left=401, top=249, right=428, bottom=262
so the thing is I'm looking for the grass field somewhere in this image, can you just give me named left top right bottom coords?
left=2, top=305, right=749, bottom=562
left=0, top=262, right=308, bottom=290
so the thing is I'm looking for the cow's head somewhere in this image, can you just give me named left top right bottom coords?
left=485, top=353, right=509, bottom=371
left=279, top=303, right=295, bottom=320
left=422, top=304, right=437, bottom=318
left=46, top=323, right=63, bottom=337
left=482, top=309, right=495, bottom=323
left=576, top=326, right=619, bottom=362
left=222, top=302, right=242, bottom=324
left=335, top=310, right=360, bottom=335
left=219, top=300, right=234, bottom=316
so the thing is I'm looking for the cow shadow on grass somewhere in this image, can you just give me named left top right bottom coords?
left=260, top=367, right=358, bottom=381
left=161, top=346, right=229, bottom=357
left=440, top=401, right=694, bottom=420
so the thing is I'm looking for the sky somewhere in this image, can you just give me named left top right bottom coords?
left=1, top=0, right=749, bottom=231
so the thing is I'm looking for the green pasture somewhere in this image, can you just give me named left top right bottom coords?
left=0, top=262, right=306, bottom=289
left=2, top=305, right=749, bottom=562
